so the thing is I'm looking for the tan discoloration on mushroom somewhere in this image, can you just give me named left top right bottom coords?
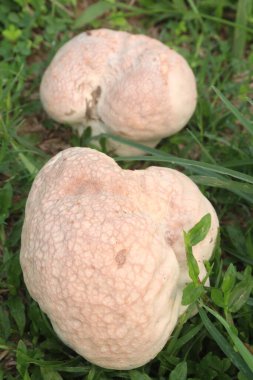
left=20, top=148, right=218, bottom=370
left=40, top=29, right=197, bottom=155
left=115, top=249, right=127, bottom=267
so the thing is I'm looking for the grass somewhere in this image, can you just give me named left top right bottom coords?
left=0, top=0, right=253, bottom=379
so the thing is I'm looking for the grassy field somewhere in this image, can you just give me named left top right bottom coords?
left=0, top=0, right=253, bottom=379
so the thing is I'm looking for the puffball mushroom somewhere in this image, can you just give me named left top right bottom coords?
left=40, top=29, right=197, bottom=155
left=20, top=147, right=218, bottom=370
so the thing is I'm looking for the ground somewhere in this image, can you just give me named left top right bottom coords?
left=0, top=1, right=253, bottom=380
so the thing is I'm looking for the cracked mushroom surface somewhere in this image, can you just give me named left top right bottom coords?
left=20, top=148, right=218, bottom=370
left=40, top=29, right=197, bottom=155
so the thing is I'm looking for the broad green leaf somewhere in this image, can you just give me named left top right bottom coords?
left=16, top=340, right=29, bottom=377
left=24, top=370, right=32, bottom=380
left=40, top=368, right=63, bottom=380
left=130, top=370, right=153, bottom=380
left=182, top=283, right=204, bottom=305
left=211, top=288, right=224, bottom=308
left=247, top=297, right=253, bottom=306
left=73, top=1, right=114, bottom=29
left=169, top=361, right=187, bottom=380
left=198, top=352, right=231, bottom=378
left=0, top=306, right=11, bottom=340
left=2, top=25, right=22, bottom=42
left=238, top=371, right=250, bottom=380
left=222, top=264, right=236, bottom=294
left=7, top=295, right=26, bottom=335
left=184, top=233, right=200, bottom=283
left=30, top=366, right=42, bottom=380
left=242, top=266, right=252, bottom=282
left=226, top=225, right=247, bottom=256
left=228, top=280, right=253, bottom=313
left=87, top=366, right=104, bottom=380
left=187, top=214, right=211, bottom=246
left=6, top=253, right=22, bottom=292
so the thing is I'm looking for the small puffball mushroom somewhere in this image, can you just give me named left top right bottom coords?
left=20, top=148, right=218, bottom=370
left=40, top=29, right=197, bottom=155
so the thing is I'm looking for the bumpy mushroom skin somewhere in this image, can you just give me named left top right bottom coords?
left=20, top=148, right=218, bottom=370
left=40, top=29, right=197, bottom=155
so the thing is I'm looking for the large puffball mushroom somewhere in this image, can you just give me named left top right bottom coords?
left=40, top=29, right=197, bottom=155
left=20, top=147, right=218, bottom=370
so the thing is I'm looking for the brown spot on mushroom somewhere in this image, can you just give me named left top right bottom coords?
left=85, top=100, right=92, bottom=120
left=115, top=249, right=127, bottom=267
left=91, top=86, right=102, bottom=105
left=85, top=87, right=102, bottom=120
left=164, top=230, right=175, bottom=245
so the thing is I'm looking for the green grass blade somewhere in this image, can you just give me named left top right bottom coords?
left=204, top=132, right=245, bottom=155
left=233, top=0, right=252, bottom=59
left=213, top=86, right=253, bottom=136
left=187, top=0, right=203, bottom=22
left=190, top=175, right=253, bottom=204
left=73, top=1, right=114, bottom=29
left=93, top=133, right=167, bottom=156
left=116, top=155, right=253, bottom=185
left=199, top=13, right=253, bottom=34
left=187, top=130, right=216, bottom=164
left=223, top=159, right=253, bottom=168
left=171, top=323, right=203, bottom=353
left=11, top=141, right=39, bottom=175
left=247, top=298, right=253, bottom=306
left=199, top=307, right=253, bottom=379
left=202, top=305, right=253, bottom=372
left=191, top=175, right=253, bottom=194
left=226, top=248, right=253, bottom=265
left=97, top=134, right=253, bottom=185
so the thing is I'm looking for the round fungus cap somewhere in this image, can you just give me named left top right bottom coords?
left=20, top=148, right=218, bottom=370
left=40, top=29, right=197, bottom=155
